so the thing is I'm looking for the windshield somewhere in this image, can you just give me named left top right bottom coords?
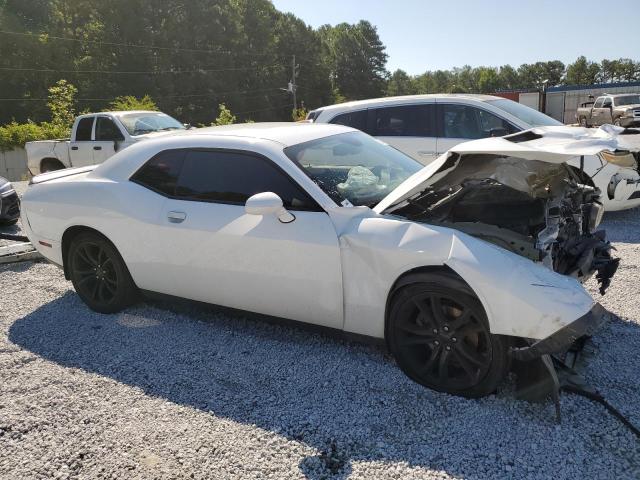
left=119, top=112, right=186, bottom=136
left=615, top=95, right=640, bottom=106
left=284, top=132, right=422, bottom=207
left=486, top=99, right=563, bottom=127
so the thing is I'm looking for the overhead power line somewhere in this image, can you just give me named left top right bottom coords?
left=0, top=64, right=282, bottom=75
left=0, top=29, right=288, bottom=58
left=0, top=87, right=285, bottom=102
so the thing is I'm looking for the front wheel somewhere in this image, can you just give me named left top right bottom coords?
left=579, top=117, right=589, bottom=127
left=68, top=232, right=138, bottom=313
left=387, top=275, right=510, bottom=398
left=614, top=118, right=622, bottom=127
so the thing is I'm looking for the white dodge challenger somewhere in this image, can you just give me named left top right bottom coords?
left=21, top=123, right=633, bottom=397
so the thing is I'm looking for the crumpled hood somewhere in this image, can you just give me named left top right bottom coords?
left=374, top=125, right=640, bottom=213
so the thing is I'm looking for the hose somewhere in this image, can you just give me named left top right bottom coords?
left=561, top=385, right=640, bottom=439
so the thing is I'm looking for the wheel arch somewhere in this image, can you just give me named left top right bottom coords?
left=61, top=225, right=114, bottom=280
left=384, top=265, right=478, bottom=344
left=40, top=157, right=66, bottom=172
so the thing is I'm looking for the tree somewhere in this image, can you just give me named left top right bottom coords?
left=387, top=69, right=415, bottom=96
left=320, top=20, right=388, bottom=100
left=565, top=56, right=601, bottom=85
left=109, top=95, right=158, bottom=111
left=47, top=79, right=77, bottom=127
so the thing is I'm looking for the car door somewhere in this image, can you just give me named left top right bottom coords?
left=69, top=116, right=95, bottom=167
left=93, top=116, right=125, bottom=164
left=369, top=104, right=438, bottom=165
left=591, top=97, right=605, bottom=126
left=436, top=103, right=518, bottom=155
left=130, top=148, right=344, bottom=329
left=601, top=97, right=613, bottom=124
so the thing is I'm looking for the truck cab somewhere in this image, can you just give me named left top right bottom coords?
left=26, top=111, right=186, bottom=175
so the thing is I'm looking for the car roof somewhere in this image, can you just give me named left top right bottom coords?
left=76, top=110, right=170, bottom=118
left=169, top=122, right=354, bottom=147
left=313, top=93, right=503, bottom=113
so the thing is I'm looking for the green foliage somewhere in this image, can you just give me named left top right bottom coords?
left=291, top=107, right=308, bottom=122
left=0, top=121, right=69, bottom=152
left=109, top=95, right=158, bottom=112
left=319, top=20, right=389, bottom=100
left=212, top=104, right=236, bottom=126
left=47, top=80, right=77, bottom=127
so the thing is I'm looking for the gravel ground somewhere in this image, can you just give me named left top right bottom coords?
left=1, top=203, right=639, bottom=479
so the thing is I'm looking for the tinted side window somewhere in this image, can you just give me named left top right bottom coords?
left=176, top=150, right=318, bottom=210
left=131, top=150, right=185, bottom=196
left=373, top=105, right=436, bottom=137
left=441, top=105, right=515, bottom=139
left=75, top=117, right=94, bottom=141
left=594, top=98, right=604, bottom=108
left=602, top=98, right=612, bottom=107
left=329, top=110, right=368, bottom=131
left=96, top=117, right=125, bottom=141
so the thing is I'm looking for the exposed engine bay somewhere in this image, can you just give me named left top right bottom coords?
left=385, top=153, right=620, bottom=294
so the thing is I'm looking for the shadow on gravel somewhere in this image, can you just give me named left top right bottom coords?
left=8, top=292, right=640, bottom=478
left=600, top=208, right=640, bottom=244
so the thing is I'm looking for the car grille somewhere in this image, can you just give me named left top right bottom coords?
left=2, top=192, right=20, bottom=218
left=633, top=109, right=640, bottom=119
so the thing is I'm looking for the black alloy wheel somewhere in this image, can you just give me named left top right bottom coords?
left=68, top=232, right=138, bottom=313
left=387, top=275, right=510, bottom=398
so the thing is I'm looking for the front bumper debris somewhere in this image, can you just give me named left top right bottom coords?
left=510, top=303, right=607, bottom=362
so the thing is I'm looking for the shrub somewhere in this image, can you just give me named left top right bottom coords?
left=109, top=95, right=158, bottom=111
left=0, top=121, right=70, bottom=151
left=211, top=103, right=236, bottom=126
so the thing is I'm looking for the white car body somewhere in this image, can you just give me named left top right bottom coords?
left=309, top=94, right=640, bottom=211
left=25, top=111, right=185, bottom=176
left=21, top=123, right=627, bottom=347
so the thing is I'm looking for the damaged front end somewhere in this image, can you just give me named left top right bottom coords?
left=384, top=153, right=619, bottom=294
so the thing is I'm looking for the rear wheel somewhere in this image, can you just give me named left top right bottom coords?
left=68, top=232, right=138, bottom=313
left=387, top=275, right=510, bottom=398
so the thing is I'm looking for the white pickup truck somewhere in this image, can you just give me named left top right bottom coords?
left=26, top=110, right=187, bottom=175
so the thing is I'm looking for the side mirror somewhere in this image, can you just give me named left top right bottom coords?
left=245, top=192, right=295, bottom=223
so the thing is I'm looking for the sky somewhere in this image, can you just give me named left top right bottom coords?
left=271, top=0, right=640, bottom=75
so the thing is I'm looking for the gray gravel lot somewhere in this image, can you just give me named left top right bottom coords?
left=1, top=190, right=639, bottom=479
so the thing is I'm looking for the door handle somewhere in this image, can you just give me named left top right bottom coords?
left=71, top=146, right=78, bottom=151
left=167, top=211, right=187, bottom=223
left=93, top=146, right=102, bottom=150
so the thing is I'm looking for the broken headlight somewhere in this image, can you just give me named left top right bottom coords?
left=585, top=202, right=605, bottom=233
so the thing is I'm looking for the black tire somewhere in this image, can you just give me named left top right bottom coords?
left=614, top=118, right=622, bottom=127
left=579, top=116, right=589, bottom=127
left=68, top=232, right=138, bottom=313
left=387, top=274, right=510, bottom=398
left=40, top=158, right=65, bottom=173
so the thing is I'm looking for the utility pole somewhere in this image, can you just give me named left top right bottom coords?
left=292, top=55, right=297, bottom=111
left=281, top=55, right=299, bottom=112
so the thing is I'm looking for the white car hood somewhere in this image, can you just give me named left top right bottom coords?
left=374, top=125, right=640, bottom=213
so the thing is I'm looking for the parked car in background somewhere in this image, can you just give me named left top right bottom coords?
left=0, top=175, right=20, bottom=226
left=25, top=111, right=187, bottom=175
left=576, top=94, right=640, bottom=128
left=308, top=94, right=640, bottom=211
left=22, top=123, right=623, bottom=398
